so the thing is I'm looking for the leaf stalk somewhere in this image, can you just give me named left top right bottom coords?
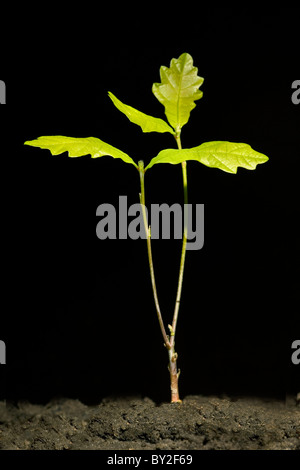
left=138, top=160, right=171, bottom=351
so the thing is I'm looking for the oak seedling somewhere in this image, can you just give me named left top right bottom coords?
left=25, top=53, right=269, bottom=403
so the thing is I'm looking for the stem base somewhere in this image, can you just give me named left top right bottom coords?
left=168, top=346, right=181, bottom=403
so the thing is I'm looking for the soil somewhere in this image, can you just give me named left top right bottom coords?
left=0, top=394, right=299, bottom=450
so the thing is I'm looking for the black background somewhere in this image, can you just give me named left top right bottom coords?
left=1, top=7, right=299, bottom=404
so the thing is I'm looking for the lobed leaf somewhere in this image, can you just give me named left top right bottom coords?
left=108, top=92, right=175, bottom=134
left=152, top=53, right=204, bottom=132
left=145, top=141, right=269, bottom=173
left=24, top=135, right=138, bottom=168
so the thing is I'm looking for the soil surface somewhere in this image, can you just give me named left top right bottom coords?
left=0, top=395, right=299, bottom=450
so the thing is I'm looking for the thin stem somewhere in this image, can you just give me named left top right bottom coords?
left=138, top=160, right=171, bottom=350
left=170, top=131, right=188, bottom=348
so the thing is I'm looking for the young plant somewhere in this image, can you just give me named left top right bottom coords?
left=24, top=53, right=269, bottom=403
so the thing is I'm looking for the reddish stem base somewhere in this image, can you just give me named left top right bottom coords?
left=168, top=346, right=182, bottom=403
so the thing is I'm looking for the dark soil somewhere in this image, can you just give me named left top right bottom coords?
left=0, top=395, right=299, bottom=450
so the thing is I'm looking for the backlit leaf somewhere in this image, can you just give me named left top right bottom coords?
left=152, top=53, right=204, bottom=132
left=108, top=92, right=175, bottom=134
left=24, top=135, right=138, bottom=168
left=145, top=141, right=269, bottom=173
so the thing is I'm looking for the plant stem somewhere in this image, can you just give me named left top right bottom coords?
left=166, top=130, right=189, bottom=403
left=138, top=133, right=188, bottom=404
left=171, top=132, right=188, bottom=345
left=138, top=160, right=171, bottom=350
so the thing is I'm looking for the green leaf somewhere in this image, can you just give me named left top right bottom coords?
left=152, top=53, right=204, bottom=132
left=108, top=92, right=175, bottom=134
left=145, top=141, right=269, bottom=174
left=24, top=135, right=138, bottom=168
